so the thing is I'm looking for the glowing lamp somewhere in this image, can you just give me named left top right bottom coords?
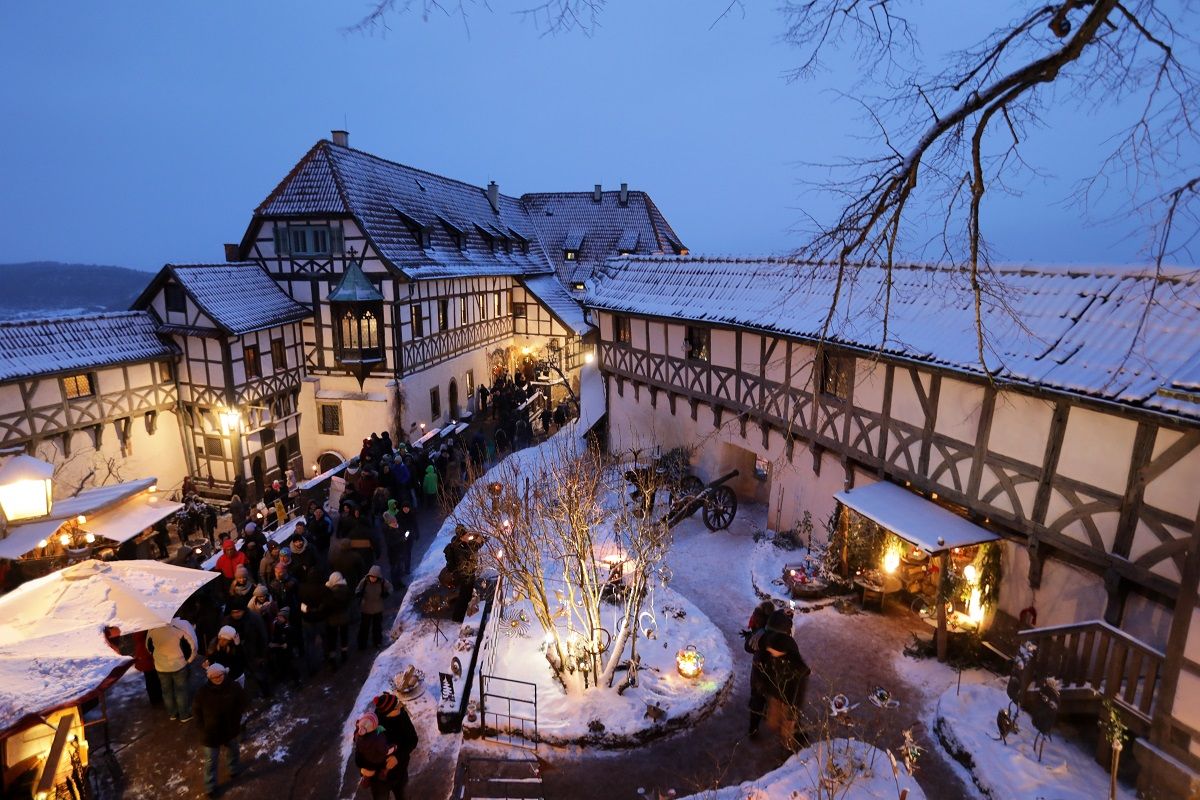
left=963, top=564, right=978, bottom=584
left=76, top=514, right=87, bottom=525
left=59, top=533, right=71, bottom=547
left=521, top=346, right=532, bottom=356
left=149, top=483, right=157, bottom=493
left=584, top=351, right=595, bottom=364
left=883, top=550, right=901, bottom=574
left=219, top=407, right=242, bottom=432
left=84, top=532, right=96, bottom=544
left=0, top=455, right=54, bottom=522
left=37, top=539, right=48, bottom=549
left=968, top=587, right=984, bottom=624
left=676, top=644, right=704, bottom=678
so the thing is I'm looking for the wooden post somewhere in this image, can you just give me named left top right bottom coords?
left=937, top=550, right=950, bottom=662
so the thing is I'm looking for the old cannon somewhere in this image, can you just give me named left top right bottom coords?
left=624, top=457, right=739, bottom=531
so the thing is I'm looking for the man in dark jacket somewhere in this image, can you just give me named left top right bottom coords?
left=306, top=504, right=333, bottom=555
left=224, top=597, right=271, bottom=699
left=748, top=628, right=810, bottom=749
left=193, top=662, right=248, bottom=798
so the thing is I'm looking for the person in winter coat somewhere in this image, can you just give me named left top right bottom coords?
left=147, top=617, right=198, bottom=721
left=306, top=504, right=332, bottom=555
left=267, top=609, right=298, bottom=685
left=131, top=630, right=163, bottom=706
left=224, top=597, right=270, bottom=699
left=749, top=628, right=810, bottom=749
left=214, top=539, right=249, bottom=592
left=322, top=571, right=353, bottom=669
left=373, top=692, right=418, bottom=795
left=421, top=465, right=439, bottom=505
left=258, top=539, right=280, bottom=584
left=382, top=501, right=413, bottom=585
left=228, top=494, right=247, bottom=535
left=239, top=522, right=267, bottom=579
left=228, top=565, right=254, bottom=601
left=193, top=662, right=248, bottom=798
left=296, top=568, right=328, bottom=674
left=329, top=535, right=366, bottom=593
left=287, top=533, right=318, bottom=582
left=354, top=713, right=404, bottom=800
left=205, top=625, right=247, bottom=684
left=356, top=565, right=393, bottom=650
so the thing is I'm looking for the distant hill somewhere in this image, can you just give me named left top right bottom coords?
left=0, top=262, right=153, bottom=320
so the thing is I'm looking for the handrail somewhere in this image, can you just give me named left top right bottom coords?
left=1020, top=619, right=1166, bottom=661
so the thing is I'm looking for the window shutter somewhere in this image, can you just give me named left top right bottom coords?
left=274, top=226, right=290, bottom=255
left=331, top=226, right=344, bottom=254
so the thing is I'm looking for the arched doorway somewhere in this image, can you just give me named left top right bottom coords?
left=317, top=451, right=345, bottom=474
left=449, top=378, right=460, bottom=420
left=276, top=443, right=291, bottom=479
left=251, top=456, right=265, bottom=501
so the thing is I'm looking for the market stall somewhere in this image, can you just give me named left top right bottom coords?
left=834, top=481, right=1002, bottom=660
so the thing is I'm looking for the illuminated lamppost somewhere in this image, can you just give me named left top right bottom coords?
left=0, top=454, right=55, bottom=524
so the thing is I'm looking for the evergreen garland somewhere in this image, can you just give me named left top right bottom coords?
left=978, top=541, right=1003, bottom=609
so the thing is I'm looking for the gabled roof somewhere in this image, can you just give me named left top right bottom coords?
left=520, top=190, right=686, bottom=285
left=133, top=263, right=311, bottom=337
left=519, top=275, right=590, bottom=336
left=252, top=140, right=554, bottom=280
left=0, top=312, right=176, bottom=383
left=586, top=256, right=1200, bottom=421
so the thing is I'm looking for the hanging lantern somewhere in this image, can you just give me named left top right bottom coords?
left=328, top=251, right=385, bottom=388
left=0, top=455, right=54, bottom=522
left=675, top=644, right=704, bottom=678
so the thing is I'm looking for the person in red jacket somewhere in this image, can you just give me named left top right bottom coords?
left=214, top=539, right=249, bottom=593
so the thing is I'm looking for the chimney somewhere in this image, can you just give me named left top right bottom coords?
left=331, top=129, right=349, bottom=147
left=593, top=184, right=602, bottom=203
left=487, top=181, right=500, bottom=213
left=619, top=182, right=629, bottom=206
left=224, top=243, right=240, bottom=262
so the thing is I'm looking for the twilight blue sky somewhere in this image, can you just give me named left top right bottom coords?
left=0, top=1, right=1193, bottom=271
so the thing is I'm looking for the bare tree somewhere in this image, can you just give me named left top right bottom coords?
left=451, top=438, right=674, bottom=695
left=346, top=1, right=1198, bottom=373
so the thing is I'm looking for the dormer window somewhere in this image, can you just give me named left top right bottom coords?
left=564, top=250, right=578, bottom=261
left=415, top=227, right=431, bottom=249
left=164, top=284, right=186, bottom=313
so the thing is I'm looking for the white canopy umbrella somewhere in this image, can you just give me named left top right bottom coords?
left=0, top=559, right=218, bottom=645
left=0, top=632, right=132, bottom=737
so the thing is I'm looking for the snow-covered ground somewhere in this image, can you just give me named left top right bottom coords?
left=935, top=682, right=1135, bottom=800
left=676, top=738, right=927, bottom=800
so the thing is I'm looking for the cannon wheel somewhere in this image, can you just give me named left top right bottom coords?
left=702, top=486, right=738, bottom=530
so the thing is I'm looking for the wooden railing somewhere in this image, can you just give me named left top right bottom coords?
left=1019, top=620, right=1165, bottom=731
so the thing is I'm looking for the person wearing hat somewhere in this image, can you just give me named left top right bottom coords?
left=228, top=565, right=254, bottom=600
left=353, top=712, right=401, bottom=799
left=213, top=539, right=249, bottom=593
left=372, top=691, right=418, bottom=792
left=355, top=565, right=393, bottom=650
left=748, top=626, right=810, bottom=749
left=322, top=571, right=353, bottom=670
left=239, top=521, right=267, bottom=579
left=258, top=537, right=280, bottom=581
left=224, top=595, right=270, bottom=700
left=205, top=625, right=246, bottom=685
left=247, top=584, right=277, bottom=623
left=193, top=661, right=248, bottom=798
left=305, top=503, right=332, bottom=555
left=288, top=532, right=317, bottom=582
left=267, top=608, right=297, bottom=685
left=381, top=500, right=410, bottom=587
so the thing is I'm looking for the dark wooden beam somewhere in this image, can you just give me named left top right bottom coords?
left=968, top=386, right=997, bottom=500
left=1113, top=421, right=1160, bottom=559
left=1152, top=508, right=1200, bottom=753
left=877, top=364, right=895, bottom=478
left=918, top=373, right=941, bottom=475
left=1032, top=402, right=1071, bottom=525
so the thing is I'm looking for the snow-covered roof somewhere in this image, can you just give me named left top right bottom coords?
left=0, top=479, right=161, bottom=559
left=521, top=190, right=685, bottom=285
left=586, top=256, right=1200, bottom=421
left=328, top=258, right=384, bottom=303
left=835, top=481, right=1000, bottom=553
left=519, top=275, right=589, bottom=336
left=249, top=139, right=684, bottom=287
left=151, top=263, right=311, bottom=336
left=253, top=141, right=554, bottom=280
left=0, top=311, right=175, bottom=383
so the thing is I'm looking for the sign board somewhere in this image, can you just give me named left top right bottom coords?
left=439, top=672, right=455, bottom=704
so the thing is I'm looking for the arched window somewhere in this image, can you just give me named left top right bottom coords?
left=362, top=310, right=378, bottom=349
left=342, top=311, right=359, bottom=350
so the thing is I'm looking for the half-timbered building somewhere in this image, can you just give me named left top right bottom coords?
left=585, top=255, right=1200, bottom=795
left=232, top=131, right=682, bottom=464
left=0, top=313, right=186, bottom=497
left=131, top=263, right=310, bottom=499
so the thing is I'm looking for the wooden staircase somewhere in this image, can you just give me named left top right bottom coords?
left=1018, top=619, right=1165, bottom=736
left=458, top=756, right=544, bottom=800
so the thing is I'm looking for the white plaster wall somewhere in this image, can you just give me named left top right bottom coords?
left=1121, top=591, right=1173, bottom=651
left=934, top=377, right=984, bottom=443
left=854, top=360, right=886, bottom=414
left=1185, top=608, right=1200, bottom=665
left=989, top=391, right=1052, bottom=465
left=1058, top=406, right=1136, bottom=494
left=889, top=369, right=928, bottom=428
left=298, top=375, right=394, bottom=481
left=401, top=347, right=494, bottom=429
left=1144, top=427, right=1200, bottom=520
left=711, top=329, right=736, bottom=368
left=999, top=545, right=1107, bottom=627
